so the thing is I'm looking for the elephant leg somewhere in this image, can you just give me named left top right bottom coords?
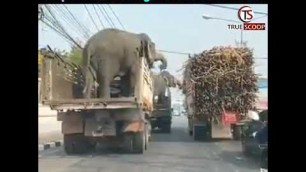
left=97, top=66, right=111, bottom=99
left=97, top=58, right=119, bottom=99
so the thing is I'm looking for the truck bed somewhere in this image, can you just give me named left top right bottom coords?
left=40, top=49, right=153, bottom=112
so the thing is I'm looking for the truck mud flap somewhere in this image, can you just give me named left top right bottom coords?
left=122, top=121, right=145, bottom=133
left=62, top=113, right=83, bottom=134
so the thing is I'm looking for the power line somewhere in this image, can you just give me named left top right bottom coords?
left=98, top=5, right=116, bottom=28
left=107, top=5, right=126, bottom=30
left=52, top=5, right=87, bottom=41
left=92, top=5, right=105, bottom=29
left=206, top=4, right=268, bottom=15
left=63, top=5, right=91, bottom=39
left=159, top=49, right=267, bottom=59
left=40, top=5, right=82, bottom=49
left=158, top=49, right=190, bottom=55
left=84, top=5, right=99, bottom=32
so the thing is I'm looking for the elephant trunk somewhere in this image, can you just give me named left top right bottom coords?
left=175, top=79, right=183, bottom=89
left=155, top=52, right=167, bottom=70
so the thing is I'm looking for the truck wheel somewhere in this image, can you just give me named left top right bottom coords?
left=233, top=125, right=242, bottom=141
left=260, top=149, right=268, bottom=169
left=163, top=124, right=171, bottom=133
left=123, top=132, right=145, bottom=154
left=64, top=134, right=91, bottom=155
left=242, top=143, right=250, bottom=156
left=189, top=130, right=193, bottom=136
left=193, top=125, right=211, bottom=141
left=133, top=131, right=145, bottom=154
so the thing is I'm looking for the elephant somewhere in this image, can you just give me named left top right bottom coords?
left=155, top=52, right=167, bottom=71
left=152, top=70, right=182, bottom=104
left=159, top=71, right=182, bottom=89
left=82, top=28, right=167, bottom=99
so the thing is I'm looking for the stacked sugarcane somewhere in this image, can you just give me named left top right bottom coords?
left=183, top=46, right=258, bottom=119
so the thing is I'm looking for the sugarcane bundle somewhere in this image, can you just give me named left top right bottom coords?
left=183, top=46, right=258, bottom=118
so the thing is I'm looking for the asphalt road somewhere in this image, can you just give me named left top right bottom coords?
left=39, top=105, right=62, bottom=144
left=39, top=115, right=260, bottom=172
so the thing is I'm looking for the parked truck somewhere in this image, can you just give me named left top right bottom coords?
left=40, top=47, right=154, bottom=154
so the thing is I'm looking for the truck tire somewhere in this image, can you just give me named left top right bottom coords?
left=64, top=134, right=91, bottom=155
left=163, top=124, right=171, bottom=133
left=241, top=142, right=250, bottom=156
left=260, top=149, right=268, bottom=169
left=233, top=125, right=242, bottom=141
left=193, top=125, right=211, bottom=141
left=123, top=132, right=145, bottom=154
left=189, top=130, right=193, bottom=136
left=133, top=131, right=145, bottom=154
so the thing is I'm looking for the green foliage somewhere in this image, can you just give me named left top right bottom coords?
left=69, top=46, right=82, bottom=65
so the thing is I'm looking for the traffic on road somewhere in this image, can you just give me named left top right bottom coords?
left=38, top=4, right=268, bottom=172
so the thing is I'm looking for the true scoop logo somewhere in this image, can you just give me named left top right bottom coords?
left=228, top=6, right=266, bottom=31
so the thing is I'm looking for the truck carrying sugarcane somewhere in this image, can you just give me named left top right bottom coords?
left=182, top=46, right=258, bottom=141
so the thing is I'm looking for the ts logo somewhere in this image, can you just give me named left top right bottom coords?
left=238, top=6, right=254, bottom=23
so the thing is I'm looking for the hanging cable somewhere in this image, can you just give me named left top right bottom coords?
left=92, top=5, right=105, bottom=29
left=206, top=4, right=268, bottom=15
left=52, top=5, right=87, bottom=41
left=107, top=5, right=126, bottom=30
left=98, top=5, right=116, bottom=28
left=63, top=5, right=91, bottom=38
left=84, top=4, right=99, bottom=32
left=40, top=5, right=83, bottom=49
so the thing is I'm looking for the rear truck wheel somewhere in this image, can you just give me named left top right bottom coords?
left=193, top=125, right=211, bottom=141
left=123, top=132, right=145, bottom=154
left=233, top=125, right=242, bottom=141
left=64, top=134, right=91, bottom=155
left=189, top=130, right=193, bottom=136
left=133, top=131, right=145, bottom=154
left=260, top=149, right=268, bottom=169
left=163, top=124, right=171, bottom=133
left=241, top=142, right=250, bottom=156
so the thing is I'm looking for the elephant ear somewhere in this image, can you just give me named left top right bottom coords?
left=142, top=40, right=154, bottom=67
left=163, top=76, right=169, bottom=86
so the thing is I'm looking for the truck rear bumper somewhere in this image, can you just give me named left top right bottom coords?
left=60, top=108, right=148, bottom=137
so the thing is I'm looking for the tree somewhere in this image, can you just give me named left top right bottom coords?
left=69, top=46, right=82, bottom=65
left=38, top=50, right=43, bottom=78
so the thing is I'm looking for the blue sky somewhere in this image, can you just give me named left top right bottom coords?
left=38, top=4, right=268, bottom=101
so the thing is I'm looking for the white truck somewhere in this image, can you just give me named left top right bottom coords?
left=40, top=48, right=154, bottom=154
